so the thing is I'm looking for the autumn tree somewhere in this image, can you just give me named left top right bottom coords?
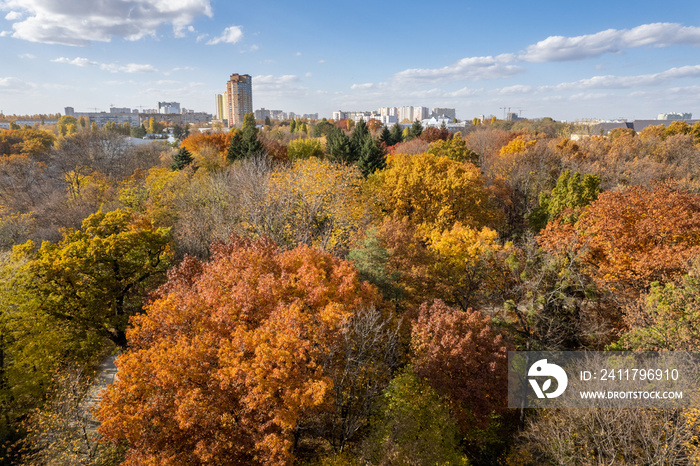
left=286, top=138, right=324, bottom=160
left=97, top=236, right=384, bottom=465
left=616, top=268, right=700, bottom=350
left=427, top=132, right=479, bottom=165
left=538, top=184, right=700, bottom=293
left=21, top=209, right=171, bottom=346
left=411, top=299, right=511, bottom=460
left=370, top=152, right=498, bottom=238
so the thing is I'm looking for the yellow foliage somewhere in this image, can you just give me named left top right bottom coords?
left=428, top=222, right=508, bottom=268
left=371, top=152, right=497, bottom=238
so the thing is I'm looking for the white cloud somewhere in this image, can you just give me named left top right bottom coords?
left=393, top=54, right=522, bottom=83
left=1, top=0, right=213, bottom=46
left=0, top=76, right=33, bottom=91
left=552, top=65, right=700, bottom=90
left=52, top=56, right=98, bottom=67
left=207, top=25, right=243, bottom=45
left=52, top=56, right=157, bottom=73
left=521, top=23, right=700, bottom=62
left=19, top=53, right=35, bottom=59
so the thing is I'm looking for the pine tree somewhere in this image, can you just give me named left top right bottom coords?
left=379, top=125, right=392, bottom=146
left=357, top=136, right=386, bottom=177
left=226, top=130, right=245, bottom=162
left=350, top=119, right=369, bottom=159
left=171, top=147, right=194, bottom=170
left=409, top=119, right=423, bottom=139
left=326, top=126, right=352, bottom=163
left=390, top=123, right=403, bottom=145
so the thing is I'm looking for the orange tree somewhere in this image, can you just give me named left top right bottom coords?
left=97, top=235, right=384, bottom=465
left=538, top=184, right=700, bottom=293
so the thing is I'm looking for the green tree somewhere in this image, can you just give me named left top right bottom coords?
left=130, top=125, right=146, bottom=138
left=389, top=123, right=403, bottom=145
left=171, top=147, right=194, bottom=170
left=378, top=125, right=392, bottom=146
left=528, top=169, right=601, bottom=232
left=409, top=119, right=423, bottom=140
left=356, top=135, right=386, bottom=176
left=226, top=129, right=245, bottom=162
left=57, top=115, right=78, bottom=137
left=326, top=126, right=352, bottom=163
left=361, top=369, right=468, bottom=465
left=350, top=119, right=370, bottom=159
left=313, top=118, right=335, bottom=137
left=264, top=116, right=272, bottom=127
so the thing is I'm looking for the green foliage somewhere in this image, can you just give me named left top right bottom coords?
left=356, top=136, right=386, bottom=176
left=313, top=118, right=335, bottom=137
left=350, top=119, right=370, bottom=158
left=361, top=368, right=468, bottom=465
left=170, top=147, right=194, bottom=170
left=129, top=125, right=146, bottom=138
left=326, top=127, right=352, bottom=163
left=389, top=123, right=403, bottom=145
left=428, top=133, right=479, bottom=165
left=227, top=113, right=263, bottom=162
left=616, top=271, right=700, bottom=350
left=529, top=169, right=600, bottom=232
left=348, top=228, right=403, bottom=301
left=408, top=120, right=423, bottom=140
left=287, top=138, right=324, bottom=160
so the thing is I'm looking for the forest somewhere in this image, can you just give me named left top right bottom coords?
left=2, top=114, right=700, bottom=465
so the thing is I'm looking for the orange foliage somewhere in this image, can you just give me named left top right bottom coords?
left=538, top=184, right=700, bottom=291
left=180, top=132, right=231, bottom=155
left=97, top=235, right=382, bottom=465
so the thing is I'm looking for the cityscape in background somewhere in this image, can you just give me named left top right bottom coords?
left=0, top=71, right=696, bottom=137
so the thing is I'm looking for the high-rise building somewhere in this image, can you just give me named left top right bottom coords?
left=215, top=94, right=225, bottom=120
left=226, top=73, right=252, bottom=127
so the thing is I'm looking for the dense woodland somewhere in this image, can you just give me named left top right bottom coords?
left=2, top=114, right=700, bottom=464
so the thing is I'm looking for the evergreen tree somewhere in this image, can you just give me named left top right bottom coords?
left=390, top=123, right=404, bottom=145
left=171, top=147, right=194, bottom=170
left=350, top=119, right=370, bottom=158
left=226, top=130, right=245, bottom=162
left=290, top=119, right=297, bottom=133
left=409, top=119, right=423, bottom=139
left=379, top=125, right=392, bottom=146
left=241, top=112, right=263, bottom=157
left=357, top=135, right=386, bottom=177
left=326, top=126, right=352, bottom=163
left=264, top=116, right=272, bottom=126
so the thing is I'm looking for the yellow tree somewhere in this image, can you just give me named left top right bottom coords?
left=370, top=152, right=498, bottom=238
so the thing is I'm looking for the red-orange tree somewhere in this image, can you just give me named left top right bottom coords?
left=410, top=300, right=511, bottom=460
left=538, top=184, right=700, bottom=292
left=97, top=235, right=382, bottom=465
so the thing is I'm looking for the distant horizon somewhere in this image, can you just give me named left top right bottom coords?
left=2, top=1, right=700, bottom=122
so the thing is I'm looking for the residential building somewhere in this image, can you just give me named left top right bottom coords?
left=158, top=102, right=181, bottom=114
left=226, top=73, right=253, bottom=127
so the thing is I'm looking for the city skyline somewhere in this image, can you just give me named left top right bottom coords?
left=1, top=0, right=700, bottom=121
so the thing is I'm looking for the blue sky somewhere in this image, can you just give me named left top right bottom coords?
left=1, top=0, right=700, bottom=121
